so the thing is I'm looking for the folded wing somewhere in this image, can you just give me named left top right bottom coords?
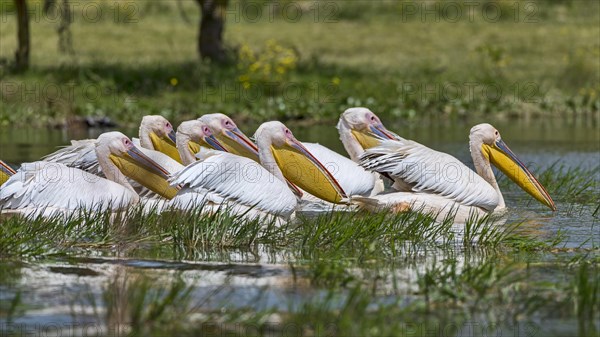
left=360, top=139, right=499, bottom=211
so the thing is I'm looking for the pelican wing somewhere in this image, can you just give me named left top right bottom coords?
left=43, top=140, right=103, bottom=177
left=0, top=161, right=136, bottom=216
left=169, top=152, right=298, bottom=217
left=360, top=140, right=499, bottom=211
left=302, top=142, right=376, bottom=197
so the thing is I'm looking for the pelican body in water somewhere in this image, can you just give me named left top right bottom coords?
left=168, top=121, right=346, bottom=221
left=354, top=123, right=556, bottom=221
left=0, top=132, right=178, bottom=218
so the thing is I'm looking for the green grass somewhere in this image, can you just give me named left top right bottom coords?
left=0, top=201, right=596, bottom=336
left=0, top=0, right=598, bottom=127
left=0, top=203, right=549, bottom=261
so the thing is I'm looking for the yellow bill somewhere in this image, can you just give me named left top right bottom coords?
left=351, top=123, right=398, bottom=150
left=188, top=141, right=201, bottom=155
left=0, top=160, right=16, bottom=186
left=271, top=139, right=347, bottom=203
left=110, top=146, right=179, bottom=199
left=214, top=128, right=260, bottom=162
left=482, top=139, right=556, bottom=211
left=185, top=135, right=228, bottom=160
left=150, top=131, right=182, bottom=164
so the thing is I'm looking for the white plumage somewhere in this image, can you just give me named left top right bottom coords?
left=0, top=132, right=183, bottom=219
left=169, top=151, right=298, bottom=219
left=351, top=193, right=491, bottom=223
left=360, top=139, right=499, bottom=211
left=0, top=161, right=136, bottom=218
left=354, top=123, right=556, bottom=221
left=42, top=139, right=104, bottom=177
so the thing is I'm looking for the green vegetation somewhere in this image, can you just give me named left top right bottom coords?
left=1, top=200, right=598, bottom=336
left=0, top=0, right=598, bottom=127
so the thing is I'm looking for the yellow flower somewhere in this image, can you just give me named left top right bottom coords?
left=170, top=78, right=178, bottom=86
left=280, top=56, right=295, bottom=66
left=249, top=62, right=261, bottom=72
left=263, top=64, right=271, bottom=76
left=332, top=77, right=341, bottom=85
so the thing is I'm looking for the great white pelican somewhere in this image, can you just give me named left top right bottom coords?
left=354, top=123, right=556, bottom=221
left=337, top=107, right=400, bottom=161
left=197, top=113, right=260, bottom=162
left=136, top=115, right=181, bottom=163
left=175, top=120, right=228, bottom=165
left=0, top=132, right=178, bottom=218
left=168, top=121, right=347, bottom=221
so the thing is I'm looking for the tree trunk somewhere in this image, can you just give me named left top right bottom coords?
left=196, top=0, right=228, bottom=63
left=14, top=0, right=30, bottom=71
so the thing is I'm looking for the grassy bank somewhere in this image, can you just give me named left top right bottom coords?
left=0, top=0, right=598, bottom=127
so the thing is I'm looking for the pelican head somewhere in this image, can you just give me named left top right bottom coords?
left=176, top=120, right=227, bottom=165
left=139, top=115, right=181, bottom=163
left=198, top=113, right=259, bottom=161
left=255, top=121, right=347, bottom=203
left=338, top=107, right=398, bottom=161
left=470, top=123, right=556, bottom=211
left=0, top=160, right=16, bottom=186
left=97, top=132, right=179, bottom=199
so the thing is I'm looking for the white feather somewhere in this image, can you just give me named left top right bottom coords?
left=169, top=152, right=298, bottom=218
left=360, top=139, right=499, bottom=211
left=42, top=139, right=103, bottom=177
left=0, top=161, right=137, bottom=218
left=351, top=193, right=488, bottom=224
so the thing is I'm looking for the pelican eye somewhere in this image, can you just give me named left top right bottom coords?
left=203, top=126, right=211, bottom=135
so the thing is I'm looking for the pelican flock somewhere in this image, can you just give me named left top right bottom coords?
left=0, top=108, right=556, bottom=224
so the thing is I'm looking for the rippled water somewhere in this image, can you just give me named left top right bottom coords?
left=0, top=117, right=598, bottom=336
